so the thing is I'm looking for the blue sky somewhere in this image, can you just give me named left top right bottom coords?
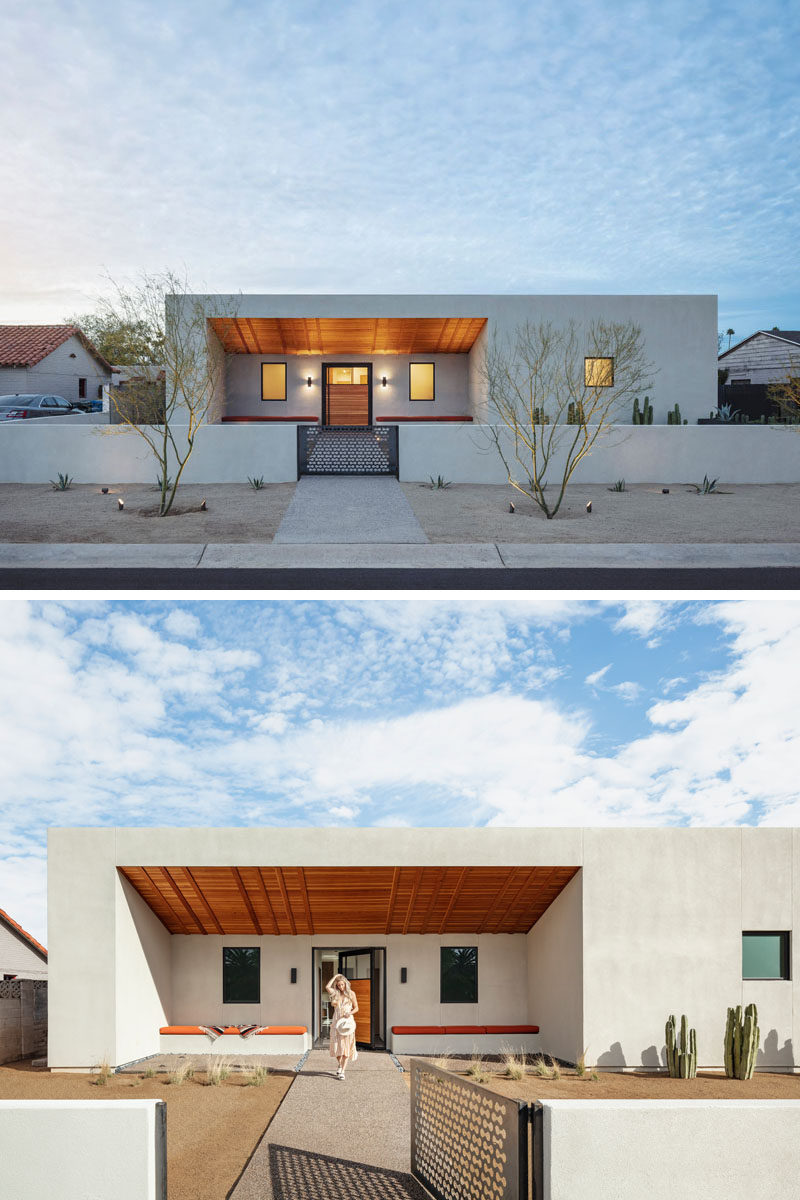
left=1, top=592, right=798, bottom=943
left=1, top=0, right=798, bottom=337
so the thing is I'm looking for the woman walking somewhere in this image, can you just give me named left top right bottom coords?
left=325, top=972, right=359, bottom=1079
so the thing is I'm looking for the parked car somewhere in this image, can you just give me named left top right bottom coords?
left=0, top=393, right=78, bottom=420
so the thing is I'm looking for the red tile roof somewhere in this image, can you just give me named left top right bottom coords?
left=0, top=325, right=112, bottom=371
left=0, top=907, right=47, bottom=960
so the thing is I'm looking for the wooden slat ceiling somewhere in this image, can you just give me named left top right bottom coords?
left=118, top=865, right=579, bottom=937
left=208, top=317, right=487, bottom=356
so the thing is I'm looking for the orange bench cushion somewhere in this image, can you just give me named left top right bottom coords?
left=391, top=1026, right=443, bottom=1035
left=255, top=1026, right=307, bottom=1035
left=485, top=1025, right=540, bottom=1034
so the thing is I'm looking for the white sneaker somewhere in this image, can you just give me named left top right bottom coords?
left=336, top=1068, right=344, bottom=1078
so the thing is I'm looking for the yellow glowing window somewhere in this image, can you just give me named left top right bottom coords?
left=328, top=367, right=369, bottom=385
left=409, top=362, right=435, bottom=401
left=261, top=362, right=287, bottom=401
left=585, top=357, right=614, bottom=387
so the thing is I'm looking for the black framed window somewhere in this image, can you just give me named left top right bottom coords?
left=584, top=357, right=614, bottom=387
left=742, top=932, right=790, bottom=980
left=78, top=378, right=87, bottom=398
left=440, top=946, right=478, bottom=1003
left=409, top=362, right=435, bottom=401
left=261, top=362, right=287, bottom=401
left=223, top=946, right=261, bottom=1003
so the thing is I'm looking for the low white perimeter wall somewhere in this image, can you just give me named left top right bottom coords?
left=0, top=422, right=298, bottom=483
left=398, top=424, right=800, bottom=484
left=540, top=1100, right=800, bottom=1200
left=0, top=1100, right=166, bottom=1200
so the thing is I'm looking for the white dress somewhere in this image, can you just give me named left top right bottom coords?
left=329, top=993, right=358, bottom=1061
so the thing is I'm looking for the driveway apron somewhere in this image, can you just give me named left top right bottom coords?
left=274, top=478, right=428, bottom=544
left=231, top=1050, right=426, bottom=1199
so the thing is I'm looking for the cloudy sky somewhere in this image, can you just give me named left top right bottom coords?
left=2, top=0, right=798, bottom=336
left=2, top=591, right=798, bottom=943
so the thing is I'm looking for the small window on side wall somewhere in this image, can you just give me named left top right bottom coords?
left=441, top=946, right=478, bottom=1003
left=409, top=362, right=435, bottom=401
left=584, top=357, right=614, bottom=387
left=742, top=932, right=790, bottom=980
left=78, top=378, right=87, bottom=398
left=223, top=946, right=261, bottom=1003
left=261, top=362, right=287, bottom=401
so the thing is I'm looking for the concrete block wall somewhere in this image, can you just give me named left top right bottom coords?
left=0, top=980, right=47, bottom=1063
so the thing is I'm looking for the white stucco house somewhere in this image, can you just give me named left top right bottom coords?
left=47, top=826, right=797, bottom=1073
left=0, top=325, right=112, bottom=409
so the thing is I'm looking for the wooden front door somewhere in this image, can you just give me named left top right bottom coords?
left=323, top=364, right=372, bottom=426
left=338, top=949, right=374, bottom=1046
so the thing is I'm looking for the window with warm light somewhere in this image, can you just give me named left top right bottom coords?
left=328, top=366, right=369, bottom=385
left=409, top=362, right=435, bottom=401
left=261, top=362, right=287, bottom=401
left=584, top=357, right=614, bottom=387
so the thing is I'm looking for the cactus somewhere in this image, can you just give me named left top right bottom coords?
left=667, top=403, right=683, bottom=425
left=532, top=407, right=550, bottom=424
left=567, top=402, right=585, bottom=425
left=724, top=1003, right=759, bottom=1079
left=665, top=1013, right=697, bottom=1078
left=632, top=396, right=653, bottom=424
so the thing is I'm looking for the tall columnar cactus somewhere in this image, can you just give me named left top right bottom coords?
left=667, top=403, right=684, bottom=425
left=666, top=1013, right=698, bottom=1078
left=724, top=1003, right=759, bottom=1079
left=632, top=396, right=654, bottom=424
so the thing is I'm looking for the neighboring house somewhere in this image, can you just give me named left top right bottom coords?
left=718, top=330, right=800, bottom=384
left=0, top=907, right=47, bottom=981
left=48, top=825, right=798, bottom=1073
left=0, top=325, right=112, bottom=408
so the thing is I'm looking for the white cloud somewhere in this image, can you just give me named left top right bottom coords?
left=162, top=610, right=202, bottom=640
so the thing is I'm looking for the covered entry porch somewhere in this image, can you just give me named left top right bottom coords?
left=117, top=863, right=579, bottom=1057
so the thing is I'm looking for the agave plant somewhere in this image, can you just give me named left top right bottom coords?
left=50, top=472, right=73, bottom=491
left=716, top=403, right=741, bottom=423
left=428, top=475, right=452, bottom=490
left=689, top=474, right=720, bottom=494
left=247, top=475, right=265, bottom=490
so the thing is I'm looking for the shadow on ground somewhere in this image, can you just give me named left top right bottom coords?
left=267, top=1144, right=428, bottom=1200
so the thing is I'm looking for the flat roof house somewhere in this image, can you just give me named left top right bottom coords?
left=47, top=826, right=798, bottom=1073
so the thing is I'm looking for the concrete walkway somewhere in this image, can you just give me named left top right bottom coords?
left=274, top=478, right=428, bottom=544
left=231, top=1050, right=425, bottom=1200
left=3, top=542, right=800, bottom=569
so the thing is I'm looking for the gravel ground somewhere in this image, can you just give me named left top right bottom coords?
left=399, top=1059, right=800, bottom=1100
left=401, top=481, right=800, bottom=543
left=0, top=483, right=295, bottom=543
left=1, top=481, right=799, bottom=544
left=0, top=1059, right=293, bottom=1200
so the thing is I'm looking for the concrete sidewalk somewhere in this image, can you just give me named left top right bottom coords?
left=2, top=542, right=800, bottom=570
left=231, top=1050, right=425, bottom=1200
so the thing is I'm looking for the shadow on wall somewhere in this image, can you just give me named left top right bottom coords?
left=596, top=1042, right=626, bottom=1069
left=758, top=1031, right=794, bottom=1070
left=266, top=1144, right=428, bottom=1200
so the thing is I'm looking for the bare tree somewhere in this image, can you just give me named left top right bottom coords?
left=768, top=354, right=800, bottom=425
left=482, top=319, right=655, bottom=519
left=102, top=269, right=236, bottom=515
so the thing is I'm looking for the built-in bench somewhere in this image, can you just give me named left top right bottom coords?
left=159, top=1025, right=311, bottom=1055
left=389, top=1024, right=541, bottom=1055
left=220, top=416, right=319, bottom=422
left=375, top=415, right=473, bottom=422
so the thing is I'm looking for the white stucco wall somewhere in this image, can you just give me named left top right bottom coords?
left=187, top=293, right=716, bottom=424
left=225, top=353, right=471, bottom=420
left=46, top=827, right=798, bottom=1070
left=540, top=1100, right=800, bottom=1200
left=0, top=1100, right=165, bottom=1200
left=526, top=871, right=583, bottom=1063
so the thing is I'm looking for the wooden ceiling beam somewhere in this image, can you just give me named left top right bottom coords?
left=476, top=867, right=523, bottom=934
left=232, top=867, right=262, bottom=935
left=252, top=867, right=279, bottom=934
left=438, top=867, right=468, bottom=934
left=298, top=868, right=315, bottom=935
left=274, top=867, right=297, bottom=935
left=185, top=869, right=225, bottom=935
left=161, top=868, right=207, bottom=933
left=140, top=867, right=188, bottom=934
left=402, top=867, right=424, bottom=935
left=420, top=868, right=447, bottom=935
left=385, top=866, right=400, bottom=934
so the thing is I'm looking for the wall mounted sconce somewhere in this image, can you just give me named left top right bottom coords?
left=290, top=967, right=297, bottom=984
left=400, top=967, right=408, bottom=984
left=381, top=376, right=387, bottom=387
left=306, top=376, right=312, bottom=388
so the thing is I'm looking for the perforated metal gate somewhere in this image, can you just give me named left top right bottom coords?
left=297, top=424, right=398, bottom=475
left=410, top=1058, right=531, bottom=1200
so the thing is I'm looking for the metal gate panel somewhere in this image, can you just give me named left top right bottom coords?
left=297, top=425, right=398, bottom=475
left=410, top=1058, right=529, bottom=1200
